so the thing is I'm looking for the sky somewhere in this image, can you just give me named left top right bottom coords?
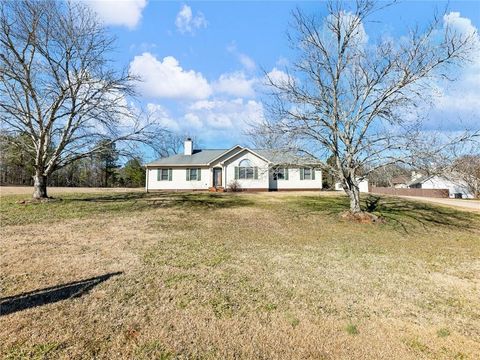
left=83, top=0, right=480, bottom=155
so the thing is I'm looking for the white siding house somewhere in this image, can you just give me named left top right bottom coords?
left=408, top=175, right=474, bottom=198
left=334, top=178, right=369, bottom=192
left=145, top=139, right=323, bottom=192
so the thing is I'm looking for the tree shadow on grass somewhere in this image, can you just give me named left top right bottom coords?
left=145, top=192, right=254, bottom=209
left=290, top=195, right=480, bottom=233
left=0, top=272, right=122, bottom=316
left=68, top=192, right=254, bottom=210
left=370, top=196, right=480, bottom=233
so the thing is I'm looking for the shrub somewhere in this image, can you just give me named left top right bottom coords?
left=227, top=180, right=242, bottom=192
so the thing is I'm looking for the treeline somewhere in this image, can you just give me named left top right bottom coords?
left=0, top=134, right=145, bottom=188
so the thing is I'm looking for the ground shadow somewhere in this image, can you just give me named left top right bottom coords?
left=370, top=196, right=479, bottom=232
left=0, top=272, right=122, bottom=316
left=68, top=192, right=254, bottom=209
left=290, top=194, right=479, bottom=233
left=69, top=192, right=148, bottom=202
left=145, top=192, right=254, bottom=209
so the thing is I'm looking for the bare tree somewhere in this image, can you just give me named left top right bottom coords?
left=256, top=0, right=478, bottom=213
left=452, top=154, right=480, bottom=199
left=149, top=133, right=201, bottom=158
left=0, top=0, right=162, bottom=199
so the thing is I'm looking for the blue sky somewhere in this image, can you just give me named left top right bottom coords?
left=84, top=0, right=480, bottom=155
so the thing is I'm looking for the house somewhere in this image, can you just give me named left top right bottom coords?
left=334, top=178, right=369, bottom=193
left=407, top=173, right=474, bottom=198
left=145, top=138, right=323, bottom=192
left=391, top=175, right=410, bottom=188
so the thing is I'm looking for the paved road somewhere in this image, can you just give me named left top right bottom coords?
left=400, top=196, right=480, bottom=212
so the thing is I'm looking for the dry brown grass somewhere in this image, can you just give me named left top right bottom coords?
left=1, top=191, right=479, bottom=359
left=0, top=186, right=143, bottom=196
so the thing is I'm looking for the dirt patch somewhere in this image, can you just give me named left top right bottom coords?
left=340, top=211, right=386, bottom=224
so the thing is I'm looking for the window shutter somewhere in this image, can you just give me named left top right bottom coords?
left=168, top=168, right=172, bottom=181
left=186, top=168, right=190, bottom=181
left=284, top=168, right=289, bottom=180
left=300, top=168, right=304, bottom=180
left=157, top=169, right=161, bottom=181
left=312, top=168, right=315, bottom=180
left=254, top=167, right=258, bottom=180
left=235, top=166, right=239, bottom=180
left=197, top=168, right=201, bottom=181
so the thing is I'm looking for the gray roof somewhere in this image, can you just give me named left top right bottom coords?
left=146, top=149, right=226, bottom=166
left=254, top=149, right=321, bottom=165
left=146, top=147, right=322, bottom=167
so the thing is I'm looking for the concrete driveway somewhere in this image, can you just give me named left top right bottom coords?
left=399, top=196, right=480, bottom=212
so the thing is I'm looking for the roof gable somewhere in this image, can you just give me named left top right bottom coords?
left=219, top=147, right=270, bottom=165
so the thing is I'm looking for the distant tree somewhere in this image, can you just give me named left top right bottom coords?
left=322, top=155, right=336, bottom=189
left=0, top=0, right=162, bottom=199
left=0, top=132, right=35, bottom=185
left=256, top=0, right=478, bottom=213
left=452, top=155, right=480, bottom=199
left=150, top=133, right=202, bottom=158
left=367, top=164, right=410, bottom=187
left=122, top=158, right=145, bottom=187
left=95, top=140, right=120, bottom=187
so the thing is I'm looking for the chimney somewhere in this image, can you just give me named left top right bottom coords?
left=184, top=137, right=192, bottom=156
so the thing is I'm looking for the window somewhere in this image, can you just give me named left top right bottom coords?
left=239, top=159, right=252, bottom=167
left=300, top=167, right=315, bottom=180
left=273, top=167, right=289, bottom=180
left=235, top=159, right=257, bottom=180
left=186, top=168, right=201, bottom=181
left=157, top=168, right=171, bottom=181
left=303, top=168, right=311, bottom=180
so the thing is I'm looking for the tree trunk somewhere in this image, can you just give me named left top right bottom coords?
left=33, top=173, right=48, bottom=199
left=343, top=177, right=362, bottom=213
left=347, top=186, right=362, bottom=213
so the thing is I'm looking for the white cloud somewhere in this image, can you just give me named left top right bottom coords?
left=129, top=52, right=212, bottom=100
left=184, top=113, right=203, bottom=128
left=428, top=12, right=480, bottom=130
left=175, top=4, right=207, bottom=34
left=238, top=54, right=256, bottom=71
left=324, top=11, right=368, bottom=46
left=187, top=98, right=264, bottom=130
left=444, top=12, right=478, bottom=37
left=146, top=103, right=180, bottom=131
left=265, top=67, right=291, bottom=86
left=213, top=72, right=256, bottom=97
left=227, top=43, right=256, bottom=71
left=84, top=0, right=147, bottom=29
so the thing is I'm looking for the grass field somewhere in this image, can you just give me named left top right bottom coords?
left=1, top=190, right=479, bottom=359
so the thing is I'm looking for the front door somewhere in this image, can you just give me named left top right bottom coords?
left=213, top=168, right=222, bottom=187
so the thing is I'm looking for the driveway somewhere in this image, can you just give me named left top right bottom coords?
left=399, top=196, right=480, bottom=212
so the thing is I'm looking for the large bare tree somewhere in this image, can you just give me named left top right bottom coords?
left=0, top=0, right=160, bottom=199
left=257, top=0, right=478, bottom=213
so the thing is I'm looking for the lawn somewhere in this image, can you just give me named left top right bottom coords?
left=1, top=190, right=479, bottom=359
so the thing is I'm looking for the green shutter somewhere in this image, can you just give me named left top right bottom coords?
left=284, top=168, right=289, bottom=180
left=157, top=169, right=161, bottom=181
left=312, top=168, right=315, bottom=180
left=168, top=168, right=172, bottom=181
left=235, top=166, right=239, bottom=180
left=186, top=168, right=190, bottom=181
left=254, top=167, right=258, bottom=180
left=197, top=168, right=201, bottom=181
left=300, top=168, right=304, bottom=180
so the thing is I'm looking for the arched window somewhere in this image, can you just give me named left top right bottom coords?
left=236, top=158, right=256, bottom=180
left=239, top=159, right=252, bottom=167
